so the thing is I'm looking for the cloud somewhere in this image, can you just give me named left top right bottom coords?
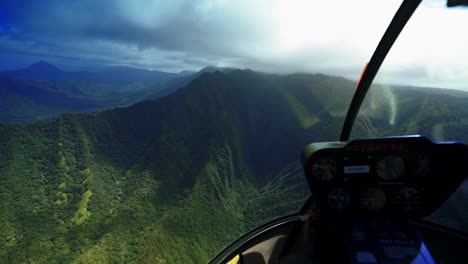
left=0, top=0, right=467, bottom=89
left=1, top=0, right=275, bottom=71
left=375, top=4, right=468, bottom=89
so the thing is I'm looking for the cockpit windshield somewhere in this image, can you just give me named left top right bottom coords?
left=2, top=1, right=468, bottom=263
left=351, top=2, right=468, bottom=232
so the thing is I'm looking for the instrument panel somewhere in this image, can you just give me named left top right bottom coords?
left=302, top=136, right=467, bottom=220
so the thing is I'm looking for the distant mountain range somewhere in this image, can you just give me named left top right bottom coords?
left=0, top=61, right=207, bottom=122
left=1, top=69, right=467, bottom=263
left=2, top=61, right=178, bottom=85
left=0, top=74, right=101, bottom=123
left=0, top=62, right=261, bottom=123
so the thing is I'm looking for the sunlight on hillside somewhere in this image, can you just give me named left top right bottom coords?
left=282, top=90, right=319, bottom=129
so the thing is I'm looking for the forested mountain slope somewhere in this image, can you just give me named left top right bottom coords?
left=1, top=70, right=467, bottom=263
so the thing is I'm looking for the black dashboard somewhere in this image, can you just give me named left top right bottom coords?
left=210, top=136, right=468, bottom=264
left=302, top=136, right=468, bottom=220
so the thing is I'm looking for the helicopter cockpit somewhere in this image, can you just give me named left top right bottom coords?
left=293, top=136, right=467, bottom=263
left=210, top=0, right=468, bottom=263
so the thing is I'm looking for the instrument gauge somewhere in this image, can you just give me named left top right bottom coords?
left=414, top=156, right=430, bottom=177
left=395, top=187, right=422, bottom=212
left=312, top=157, right=337, bottom=181
left=360, top=188, right=387, bottom=212
left=376, top=155, right=406, bottom=180
left=327, top=188, right=351, bottom=212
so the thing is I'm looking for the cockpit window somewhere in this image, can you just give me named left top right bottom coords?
left=4, top=1, right=468, bottom=263
left=351, top=2, right=468, bottom=232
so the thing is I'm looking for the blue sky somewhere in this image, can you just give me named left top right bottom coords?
left=0, top=0, right=467, bottom=89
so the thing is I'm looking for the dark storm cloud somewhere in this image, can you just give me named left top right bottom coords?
left=0, top=0, right=272, bottom=71
left=0, top=0, right=396, bottom=74
left=1, top=0, right=467, bottom=90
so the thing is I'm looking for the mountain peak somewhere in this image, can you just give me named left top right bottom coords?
left=27, top=61, right=63, bottom=73
left=1, top=61, right=68, bottom=81
left=198, top=66, right=237, bottom=74
left=178, top=70, right=196, bottom=76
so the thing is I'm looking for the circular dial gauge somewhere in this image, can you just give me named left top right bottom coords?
left=360, top=188, right=387, bottom=212
left=414, top=156, right=430, bottom=177
left=376, top=155, right=406, bottom=180
left=312, top=157, right=337, bottom=181
left=327, top=188, right=351, bottom=212
left=395, top=187, right=422, bottom=212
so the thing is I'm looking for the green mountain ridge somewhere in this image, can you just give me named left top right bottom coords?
left=1, top=70, right=345, bottom=263
left=1, top=69, right=468, bottom=263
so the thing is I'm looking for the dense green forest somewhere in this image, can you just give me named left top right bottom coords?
left=1, top=70, right=467, bottom=263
